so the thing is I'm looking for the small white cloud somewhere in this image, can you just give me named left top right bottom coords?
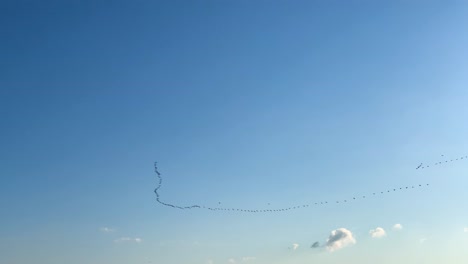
left=393, top=224, right=403, bottom=231
left=419, top=238, right=427, bottom=244
left=464, top=227, right=468, bottom=233
left=241, top=256, right=256, bottom=262
left=326, top=228, right=356, bottom=252
left=206, top=260, right=213, bottom=264
left=100, top=227, right=115, bottom=233
left=114, top=237, right=142, bottom=243
left=292, top=243, right=299, bottom=251
left=228, top=256, right=256, bottom=263
left=369, top=227, right=386, bottom=238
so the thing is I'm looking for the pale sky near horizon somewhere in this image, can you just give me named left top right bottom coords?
left=1, top=1, right=468, bottom=264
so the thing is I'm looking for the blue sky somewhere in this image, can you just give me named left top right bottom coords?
left=1, top=1, right=468, bottom=264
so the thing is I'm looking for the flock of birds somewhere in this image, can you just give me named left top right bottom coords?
left=416, top=154, right=467, bottom=170
left=154, top=162, right=201, bottom=210
left=152, top=153, right=468, bottom=213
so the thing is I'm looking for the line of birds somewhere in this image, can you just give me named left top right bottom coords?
left=416, top=154, right=467, bottom=170
left=154, top=162, right=201, bottom=210
left=197, top=184, right=429, bottom=213
left=153, top=162, right=429, bottom=213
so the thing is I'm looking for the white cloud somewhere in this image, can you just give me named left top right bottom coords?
left=419, top=238, right=427, bottom=244
left=206, top=260, right=213, bottom=264
left=114, top=237, right=142, bottom=243
left=393, top=224, right=403, bottom=231
left=292, top=243, right=299, bottom=251
left=326, top=228, right=356, bottom=252
left=227, top=257, right=255, bottom=263
left=241, top=257, right=256, bottom=262
left=369, top=227, right=386, bottom=238
left=100, top=227, right=115, bottom=233
left=464, top=227, right=468, bottom=233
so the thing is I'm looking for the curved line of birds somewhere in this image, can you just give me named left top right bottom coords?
left=153, top=161, right=436, bottom=213
left=154, top=162, right=201, bottom=210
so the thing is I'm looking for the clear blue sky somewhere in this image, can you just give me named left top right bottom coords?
left=1, top=1, right=468, bottom=264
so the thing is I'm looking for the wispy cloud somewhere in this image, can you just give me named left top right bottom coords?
left=369, top=227, right=386, bottom=238
left=292, top=243, right=299, bottom=251
left=393, top=224, right=403, bottom=231
left=464, top=227, right=468, bottom=233
left=114, top=237, right=142, bottom=243
left=226, top=257, right=256, bottom=263
left=326, top=228, right=356, bottom=252
left=100, top=227, right=115, bottom=233
left=241, top=256, right=256, bottom=262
